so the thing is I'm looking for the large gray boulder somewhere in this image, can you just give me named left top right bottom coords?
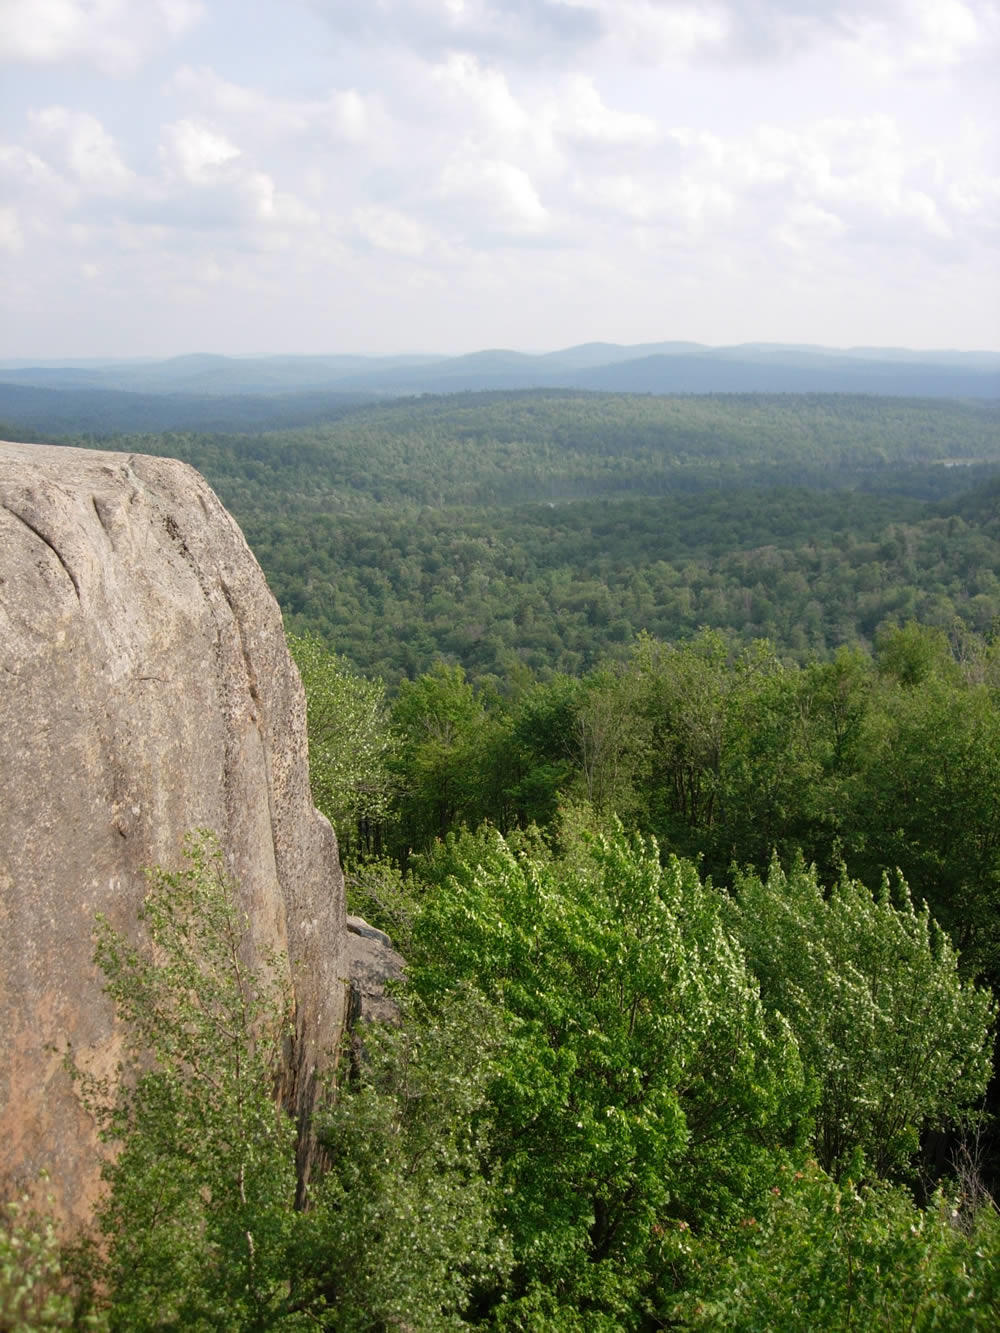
left=345, top=915, right=406, bottom=1027
left=0, top=442, right=347, bottom=1222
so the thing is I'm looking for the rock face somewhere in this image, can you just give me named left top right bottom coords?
left=345, top=915, right=406, bottom=1027
left=0, top=442, right=347, bottom=1221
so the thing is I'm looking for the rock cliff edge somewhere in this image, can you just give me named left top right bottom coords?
left=0, top=442, right=347, bottom=1221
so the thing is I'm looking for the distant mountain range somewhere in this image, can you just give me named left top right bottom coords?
left=1, top=342, right=998, bottom=400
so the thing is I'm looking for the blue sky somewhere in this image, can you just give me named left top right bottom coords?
left=1, top=0, right=997, bottom=356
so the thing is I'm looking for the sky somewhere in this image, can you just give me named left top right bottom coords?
left=1, top=0, right=998, bottom=358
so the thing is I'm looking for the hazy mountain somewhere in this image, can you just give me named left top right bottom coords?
left=0, top=354, right=445, bottom=397
left=534, top=341, right=709, bottom=369
left=1, top=342, right=996, bottom=408
left=560, top=354, right=1000, bottom=398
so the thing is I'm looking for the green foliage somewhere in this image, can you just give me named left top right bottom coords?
left=342, top=855, right=423, bottom=953
left=287, top=631, right=397, bottom=858
left=71, top=832, right=509, bottom=1331
left=0, top=1190, right=102, bottom=1331
left=731, top=858, right=996, bottom=1180
left=55, top=797, right=1000, bottom=1327
left=32, top=383, right=1000, bottom=1324
left=75, top=833, right=307, bottom=1330
left=637, top=629, right=744, bottom=845
left=847, top=659, right=1000, bottom=979
left=572, top=666, right=647, bottom=817
left=301, top=988, right=511, bottom=1330
left=390, top=663, right=500, bottom=851
left=503, top=675, right=579, bottom=828
left=43, top=392, right=1000, bottom=681
left=368, top=621, right=1000, bottom=1007
left=263, top=487, right=1000, bottom=683
left=876, top=620, right=958, bottom=687
left=684, top=1163, right=1000, bottom=1330
left=408, top=823, right=811, bottom=1326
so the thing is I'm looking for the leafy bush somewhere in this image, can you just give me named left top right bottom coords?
left=303, top=987, right=511, bottom=1330
left=0, top=1190, right=101, bottom=1331
left=72, top=833, right=506, bottom=1330
left=287, top=632, right=398, bottom=858
left=74, top=833, right=304, bottom=1329
left=408, top=823, right=812, bottom=1327
left=684, top=1162, right=1000, bottom=1330
left=731, top=858, right=996, bottom=1180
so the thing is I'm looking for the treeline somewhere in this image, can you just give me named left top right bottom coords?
left=0, top=384, right=374, bottom=436
left=249, top=391, right=1000, bottom=507
left=260, top=486, right=1000, bottom=680
left=285, top=617, right=1000, bottom=1320
left=33, top=391, right=1000, bottom=511
left=296, top=621, right=1000, bottom=992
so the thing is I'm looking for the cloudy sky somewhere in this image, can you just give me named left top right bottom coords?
left=1, top=0, right=998, bottom=357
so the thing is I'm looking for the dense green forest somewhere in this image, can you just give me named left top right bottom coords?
left=262, top=487, right=1000, bottom=678
left=37, top=390, right=1000, bottom=511
left=12, top=390, right=1000, bottom=682
left=6, top=389, right=1000, bottom=1328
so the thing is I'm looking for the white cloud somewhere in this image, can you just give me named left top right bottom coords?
left=306, top=0, right=1000, bottom=73
left=550, top=75, right=658, bottom=149
left=156, top=121, right=319, bottom=234
left=354, top=206, right=429, bottom=255
left=425, top=56, right=655, bottom=170
left=775, top=201, right=848, bottom=250
left=245, top=172, right=320, bottom=226
left=158, top=0, right=203, bottom=37
left=306, top=0, right=604, bottom=60
left=782, top=116, right=959, bottom=242
left=438, top=156, right=549, bottom=236
left=598, top=1, right=731, bottom=62
left=431, top=53, right=532, bottom=139
left=0, top=206, right=24, bottom=253
left=848, top=0, right=989, bottom=74
left=616, top=0, right=998, bottom=71
left=0, top=0, right=994, bottom=352
left=569, top=111, right=990, bottom=261
left=169, top=66, right=372, bottom=144
left=584, top=172, right=654, bottom=221
left=0, top=144, right=74, bottom=206
left=582, top=168, right=734, bottom=237
left=160, top=119, right=241, bottom=185
left=0, top=0, right=204, bottom=75
left=29, top=107, right=134, bottom=193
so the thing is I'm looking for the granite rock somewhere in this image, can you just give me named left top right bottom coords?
left=0, top=442, right=347, bottom=1220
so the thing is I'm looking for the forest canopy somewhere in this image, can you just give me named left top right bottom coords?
left=6, top=387, right=1000, bottom=1326
left=8, top=389, right=1000, bottom=684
